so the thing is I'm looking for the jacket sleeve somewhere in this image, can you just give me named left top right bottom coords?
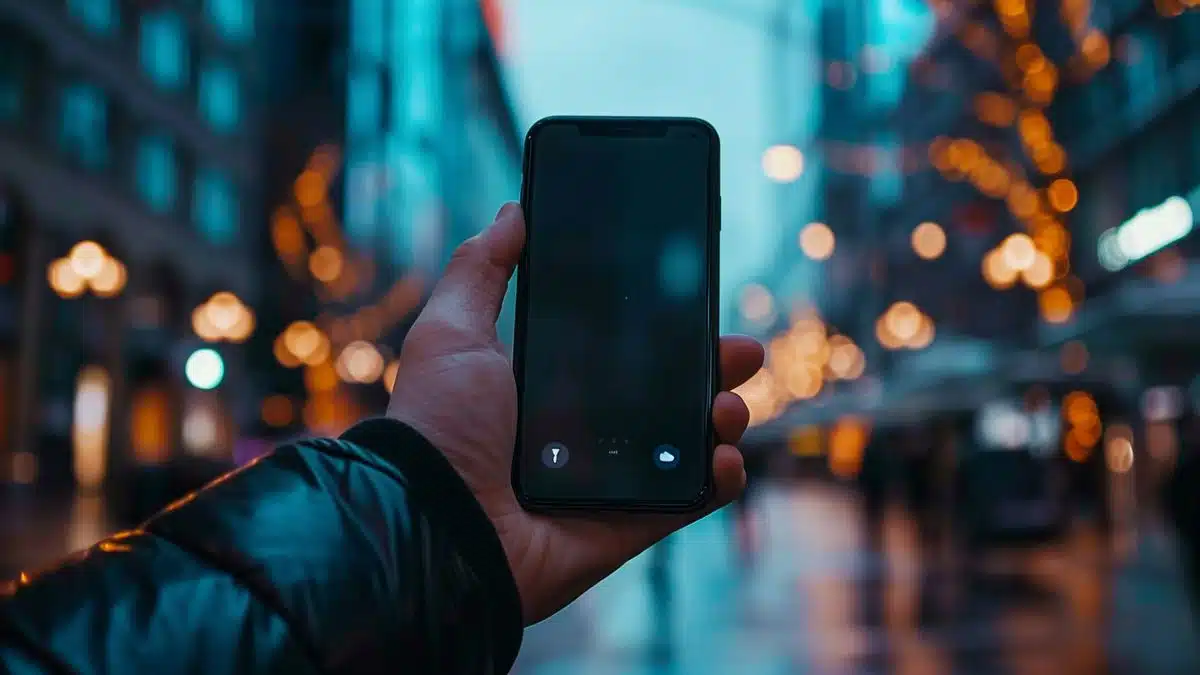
left=0, top=418, right=524, bottom=675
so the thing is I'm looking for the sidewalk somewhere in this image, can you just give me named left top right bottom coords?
left=0, top=489, right=115, bottom=578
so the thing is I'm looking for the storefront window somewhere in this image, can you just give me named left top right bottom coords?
left=131, top=384, right=171, bottom=465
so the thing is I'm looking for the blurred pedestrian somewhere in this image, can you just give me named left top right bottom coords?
left=859, top=430, right=892, bottom=553
left=732, top=442, right=769, bottom=565
left=0, top=204, right=765, bottom=674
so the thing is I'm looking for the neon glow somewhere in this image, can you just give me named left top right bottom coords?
left=1098, top=195, right=1194, bottom=271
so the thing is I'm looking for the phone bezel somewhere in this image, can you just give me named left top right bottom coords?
left=510, top=115, right=722, bottom=514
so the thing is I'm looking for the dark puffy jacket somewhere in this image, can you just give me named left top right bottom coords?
left=0, top=419, right=524, bottom=674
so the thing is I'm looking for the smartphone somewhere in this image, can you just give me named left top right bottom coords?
left=512, top=116, right=720, bottom=513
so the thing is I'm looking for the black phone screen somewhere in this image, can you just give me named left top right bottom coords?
left=514, top=117, right=719, bottom=509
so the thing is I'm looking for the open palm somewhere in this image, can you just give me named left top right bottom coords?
left=388, top=204, right=764, bottom=624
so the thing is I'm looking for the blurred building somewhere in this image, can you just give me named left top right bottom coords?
left=0, top=0, right=263, bottom=492
left=257, top=0, right=522, bottom=436
left=0, top=0, right=521, bottom=499
left=1042, top=5, right=1200, bottom=382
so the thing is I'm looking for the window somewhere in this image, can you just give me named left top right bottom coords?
left=1122, top=30, right=1166, bottom=116
left=199, top=63, right=239, bottom=132
left=870, top=136, right=902, bottom=206
left=347, top=69, right=382, bottom=137
left=140, top=12, right=188, bottom=90
left=59, top=83, right=107, bottom=168
left=0, top=38, right=24, bottom=123
left=67, top=0, right=117, bottom=35
left=206, top=0, right=254, bottom=42
left=135, top=135, right=177, bottom=213
left=1187, top=96, right=1200, bottom=191
left=193, top=170, right=237, bottom=243
left=351, top=0, right=385, bottom=61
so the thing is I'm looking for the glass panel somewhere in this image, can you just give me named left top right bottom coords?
left=135, top=135, right=177, bottom=213
left=206, top=0, right=254, bottom=41
left=870, top=137, right=902, bottom=206
left=1192, top=98, right=1200, bottom=190
left=1123, top=30, right=1165, bottom=115
left=347, top=68, right=381, bottom=136
left=67, top=0, right=117, bottom=35
left=199, top=63, right=239, bottom=131
left=59, top=83, right=107, bottom=169
left=193, top=170, right=237, bottom=244
left=140, top=11, right=189, bottom=90
left=0, top=37, right=23, bottom=122
left=351, top=0, right=385, bottom=60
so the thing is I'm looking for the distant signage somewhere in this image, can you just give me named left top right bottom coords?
left=1098, top=195, right=1195, bottom=271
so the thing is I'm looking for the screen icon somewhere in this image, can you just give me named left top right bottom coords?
left=542, top=442, right=569, bottom=469
left=653, top=444, right=680, bottom=470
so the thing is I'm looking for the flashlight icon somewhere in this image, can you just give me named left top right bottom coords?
left=542, top=442, right=569, bottom=469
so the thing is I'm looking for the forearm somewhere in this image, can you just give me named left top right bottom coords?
left=1, top=423, right=523, bottom=674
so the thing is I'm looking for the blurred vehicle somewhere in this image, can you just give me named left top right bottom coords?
left=955, top=399, right=1070, bottom=549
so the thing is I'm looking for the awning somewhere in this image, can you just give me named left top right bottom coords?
left=1039, top=268, right=1200, bottom=350
left=743, top=348, right=1140, bottom=445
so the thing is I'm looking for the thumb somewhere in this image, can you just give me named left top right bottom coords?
left=419, top=202, right=525, bottom=335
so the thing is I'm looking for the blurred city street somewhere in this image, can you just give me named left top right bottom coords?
left=516, top=483, right=1200, bottom=675
left=4, top=0, right=1200, bottom=671
left=3, top=478, right=1199, bottom=673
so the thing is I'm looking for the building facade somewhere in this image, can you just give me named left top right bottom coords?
left=0, top=0, right=264, bottom=492
left=1037, top=2, right=1200, bottom=481
left=254, top=0, right=522, bottom=437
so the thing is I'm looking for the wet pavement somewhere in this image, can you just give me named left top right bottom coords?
left=514, top=484, right=1200, bottom=675
left=2, top=483, right=1198, bottom=673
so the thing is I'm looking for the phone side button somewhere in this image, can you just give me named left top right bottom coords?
left=718, top=196, right=722, bottom=231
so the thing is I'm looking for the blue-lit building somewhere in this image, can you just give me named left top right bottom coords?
left=747, top=0, right=933, bottom=341
left=0, top=0, right=263, bottom=492
left=339, top=0, right=521, bottom=341
left=239, top=0, right=520, bottom=435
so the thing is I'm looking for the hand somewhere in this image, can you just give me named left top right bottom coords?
left=387, top=203, right=765, bottom=624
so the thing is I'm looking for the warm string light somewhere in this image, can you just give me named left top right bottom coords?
left=734, top=313, right=867, bottom=427
left=924, top=0, right=1152, bottom=327
left=268, top=145, right=433, bottom=379
left=875, top=302, right=935, bottom=351
left=192, top=292, right=255, bottom=343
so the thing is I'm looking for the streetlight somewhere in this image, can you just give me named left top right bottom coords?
left=192, top=292, right=255, bottom=343
left=47, top=241, right=127, bottom=299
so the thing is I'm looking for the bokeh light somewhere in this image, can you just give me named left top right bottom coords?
left=762, top=145, right=804, bottom=183
left=799, top=222, right=835, bottom=261
left=911, top=221, right=947, bottom=260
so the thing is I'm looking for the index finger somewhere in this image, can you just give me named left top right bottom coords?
left=719, top=335, right=765, bottom=390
